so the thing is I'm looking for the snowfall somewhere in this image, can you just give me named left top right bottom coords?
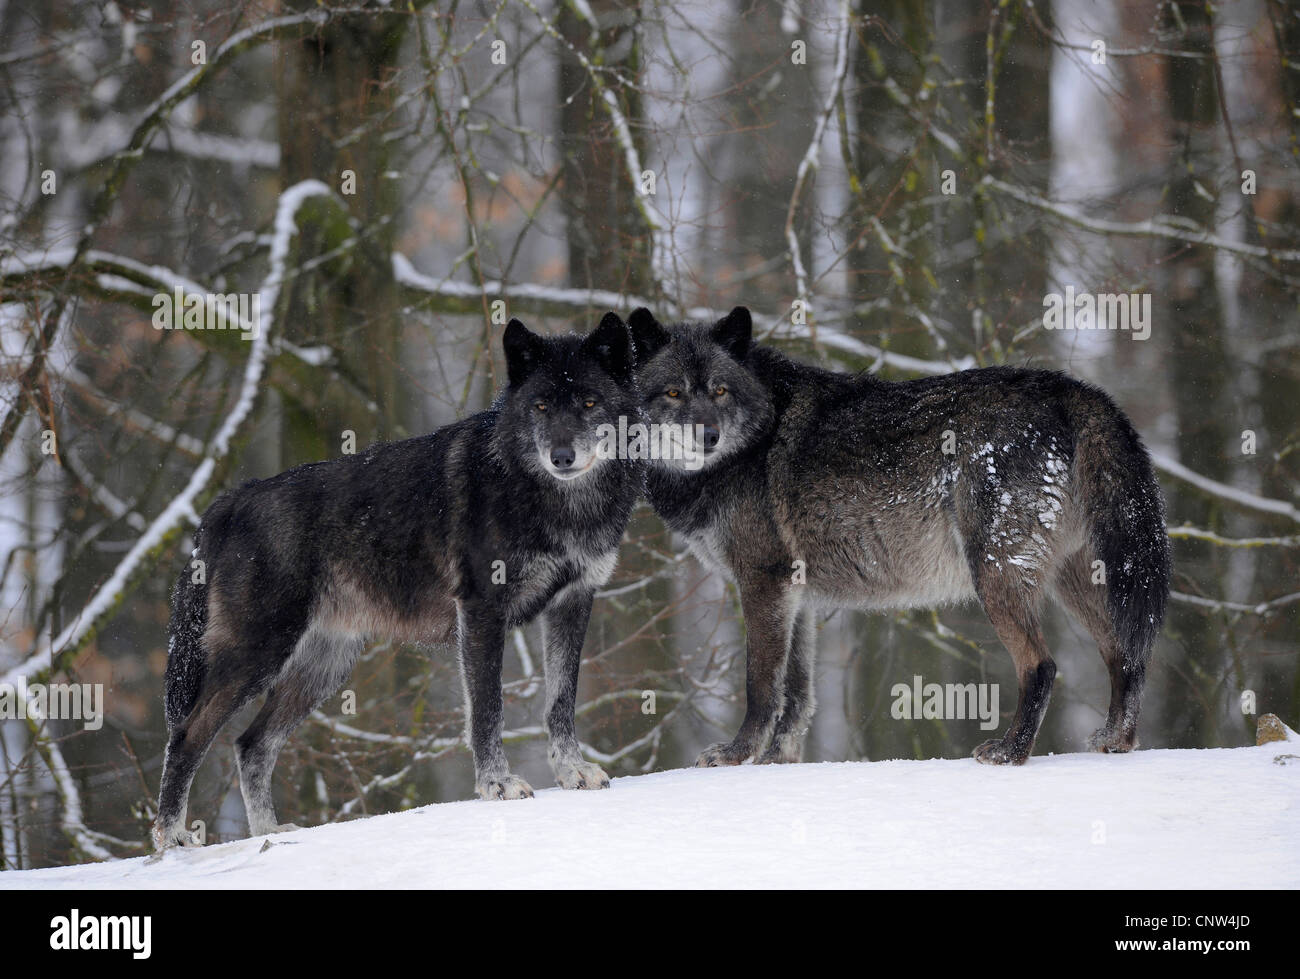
left=5, top=732, right=1298, bottom=889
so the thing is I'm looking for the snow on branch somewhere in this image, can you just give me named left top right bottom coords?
left=3, top=247, right=361, bottom=414
left=395, top=252, right=968, bottom=375
left=0, top=6, right=382, bottom=460
left=1166, top=525, right=1300, bottom=548
left=26, top=716, right=115, bottom=861
left=784, top=0, right=854, bottom=317
left=152, top=125, right=280, bottom=170
left=393, top=253, right=643, bottom=318
left=0, top=181, right=334, bottom=693
left=518, top=0, right=672, bottom=300
left=1150, top=453, right=1300, bottom=526
left=1170, top=589, right=1300, bottom=616
left=985, top=176, right=1300, bottom=263
left=58, top=365, right=206, bottom=459
left=63, top=448, right=148, bottom=532
left=2, top=248, right=255, bottom=335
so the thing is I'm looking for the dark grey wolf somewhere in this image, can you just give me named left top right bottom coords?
left=629, top=306, right=1169, bottom=767
left=153, top=314, right=641, bottom=849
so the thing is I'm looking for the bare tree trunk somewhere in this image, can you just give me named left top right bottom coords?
left=557, top=0, right=652, bottom=296
left=275, top=0, right=408, bottom=456
left=1160, top=1, right=1233, bottom=750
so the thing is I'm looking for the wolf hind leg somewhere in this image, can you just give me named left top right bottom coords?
left=1052, top=549, right=1142, bottom=753
left=153, top=659, right=270, bottom=850
left=236, top=628, right=360, bottom=837
left=758, top=608, right=816, bottom=764
left=968, top=560, right=1055, bottom=766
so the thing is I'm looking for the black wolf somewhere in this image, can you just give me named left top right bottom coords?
left=629, top=306, right=1169, bottom=767
left=153, top=314, right=640, bottom=849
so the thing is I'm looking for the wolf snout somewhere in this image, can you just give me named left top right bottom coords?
left=700, top=424, right=720, bottom=449
left=550, top=445, right=576, bottom=469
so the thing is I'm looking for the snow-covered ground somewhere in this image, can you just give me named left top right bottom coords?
left=6, top=743, right=1298, bottom=889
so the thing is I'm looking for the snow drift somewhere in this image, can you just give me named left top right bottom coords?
left=5, top=743, right=1297, bottom=889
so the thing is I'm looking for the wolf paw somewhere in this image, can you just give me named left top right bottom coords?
left=151, top=820, right=199, bottom=851
left=972, top=738, right=1028, bottom=766
left=695, top=741, right=751, bottom=767
left=1087, top=727, right=1137, bottom=753
left=476, top=774, right=535, bottom=800
left=554, top=760, right=610, bottom=790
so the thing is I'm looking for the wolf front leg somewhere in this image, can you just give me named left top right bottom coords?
left=757, top=607, right=816, bottom=764
left=541, top=587, right=610, bottom=790
left=458, top=601, right=533, bottom=800
left=697, top=575, right=798, bottom=767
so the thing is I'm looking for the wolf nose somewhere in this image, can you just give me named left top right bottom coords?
left=701, top=425, right=720, bottom=449
left=550, top=446, right=575, bottom=469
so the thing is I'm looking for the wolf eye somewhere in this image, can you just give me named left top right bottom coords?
left=666, top=389, right=681, bottom=399
left=714, top=385, right=727, bottom=397
left=535, top=402, right=548, bottom=412
left=583, top=398, right=596, bottom=409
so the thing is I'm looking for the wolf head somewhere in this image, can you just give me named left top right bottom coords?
left=627, top=306, right=773, bottom=470
left=496, top=313, right=638, bottom=483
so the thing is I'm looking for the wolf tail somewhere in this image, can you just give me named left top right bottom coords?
left=1071, top=387, right=1171, bottom=669
left=164, top=524, right=210, bottom=729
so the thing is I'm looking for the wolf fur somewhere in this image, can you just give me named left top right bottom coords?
left=629, top=306, right=1170, bottom=767
left=153, top=314, right=641, bottom=849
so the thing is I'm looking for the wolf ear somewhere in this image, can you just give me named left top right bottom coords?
left=503, top=318, right=548, bottom=387
left=583, top=312, right=634, bottom=384
left=628, top=307, right=670, bottom=361
left=711, top=306, right=752, bottom=361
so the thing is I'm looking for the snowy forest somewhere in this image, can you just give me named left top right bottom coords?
left=0, top=0, right=1297, bottom=871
